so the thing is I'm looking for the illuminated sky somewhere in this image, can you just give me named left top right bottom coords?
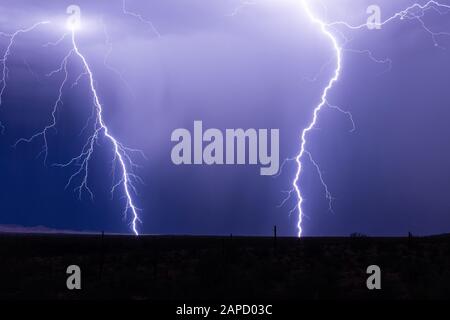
left=1, top=0, right=450, bottom=236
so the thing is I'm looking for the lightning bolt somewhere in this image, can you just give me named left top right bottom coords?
left=0, top=21, right=50, bottom=134
left=70, top=30, right=142, bottom=235
left=3, top=1, right=449, bottom=238
left=295, top=0, right=450, bottom=237
left=122, top=0, right=161, bottom=37
left=293, top=0, right=342, bottom=237
left=0, top=2, right=162, bottom=236
left=327, top=0, right=450, bottom=47
left=11, top=24, right=143, bottom=235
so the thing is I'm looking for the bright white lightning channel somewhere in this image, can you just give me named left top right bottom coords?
left=294, top=0, right=342, bottom=238
left=295, top=0, right=450, bottom=237
left=70, top=29, right=141, bottom=235
left=13, top=24, right=143, bottom=235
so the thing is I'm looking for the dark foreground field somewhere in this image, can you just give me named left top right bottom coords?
left=0, top=233, right=449, bottom=300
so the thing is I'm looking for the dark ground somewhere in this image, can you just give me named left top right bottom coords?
left=0, top=233, right=449, bottom=300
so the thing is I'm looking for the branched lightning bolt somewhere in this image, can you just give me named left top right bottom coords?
left=14, top=48, right=73, bottom=162
left=71, top=30, right=142, bottom=235
left=13, top=26, right=143, bottom=235
left=3, top=1, right=449, bottom=238
left=325, top=101, right=355, bottom=133
left=122, top=0, right=161, bottom=37
left=327, top=0, right=450, bottom=47
left=292, top=0, right=343, bottom=237
left=294, top=0, right=450, bottom=237
left=0, top=21, right=50, bottom=134
left=343, top=49, right=392, bottom=75
left=0, top=2, right=161, bottom=235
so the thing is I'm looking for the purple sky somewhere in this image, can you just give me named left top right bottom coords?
left=1, top=0, right=450, bottom=236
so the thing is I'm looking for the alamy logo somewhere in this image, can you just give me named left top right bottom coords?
left=366, top=265, right=381, bottom=290
left=171, top=121, right=279, bottom=176
left=66, top=5, right=81, bottom=30
left=367, top=5, right=382, bottom=29
left=66, top=265, right=81, bottom=290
